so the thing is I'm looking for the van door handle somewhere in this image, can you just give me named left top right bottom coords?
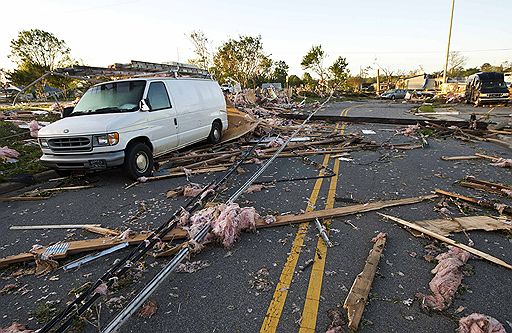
left=174, top=118, right=178, bottom=126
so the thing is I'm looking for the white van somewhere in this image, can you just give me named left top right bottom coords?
left=38, top=77, right=228, bottom=179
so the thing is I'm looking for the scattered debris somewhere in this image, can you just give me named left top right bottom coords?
left=175, top=260, right=210, bottom=273
left=0, top=322, right=35, bottom=333
left=137, top=300, right=158, bottom=318
left=0, top=146, right=20, bottom=163
left=325, top=307, right=345, bottom=333
left=416, top=247, right=470, bottom=311
left=457, top=313, right=507, bottom=333
left=343, top=232, right=386, bottom=331
left=412, top=216, right=511, bottom=236
left=249, top=267, right=272, bottom=292
left=490, top=158, right=512, bottom=168
left=378, top=213, right=512, bottom=270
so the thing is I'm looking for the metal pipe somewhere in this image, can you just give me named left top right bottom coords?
left=314, top=218, right=333, bottom=248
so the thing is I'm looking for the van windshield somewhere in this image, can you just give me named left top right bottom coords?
left=71, top=80, right=146, bottom=116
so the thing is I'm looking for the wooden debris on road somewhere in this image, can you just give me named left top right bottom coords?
left=344, top=232, right=387, bottom=331
left=441, top=155, right=483, bottom=161
left=0, top=195, right=436, bottom=266
left=435, top=189, right=512, bottom=215
left=378, top=213, right=512, bottom=270
left=459, top=177, right=512, bottom=197
left=413, top=215, right=511, bottom=236
left=9, top=224, right=101, bottom=230
left=0, top=196, right=49, bottom=202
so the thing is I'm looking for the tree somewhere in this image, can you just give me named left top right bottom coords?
left=288, top=75, right=303, bottom=87
left=8, top=29, right=74, bottom=91
left=213, top=35, right=271, bottom=88
left=9, top=29, right=72, bottom=71
left=301, top=45, right=327, bottom=82
left=187, top=30, right=211, bottom=70
left=302, top=72, right=317, bottom=90
left=448, top=51, right=467, bottom=77
left=328, top=56, right=349, bottom=90
left=270, top=60, right=289, bottom=85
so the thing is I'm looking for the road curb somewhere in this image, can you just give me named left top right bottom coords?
left=0, top=170, right=58, bottom=195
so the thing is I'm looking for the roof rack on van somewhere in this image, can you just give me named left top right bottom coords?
left=56, top=60, right=211, bottom=79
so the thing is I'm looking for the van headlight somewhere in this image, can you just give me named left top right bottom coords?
left=93, top=132, right=119, bottom=146
left=39, top=138, right=49, bottom=148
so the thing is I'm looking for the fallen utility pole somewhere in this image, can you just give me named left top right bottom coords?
left=378, top=213, right=512, bottom=270
left=39, top=134, right=268, bottom=333
left=280, top=113, right=489, bottom=130
left=344, top=233, right=386, bottom=330
left=101, top=94, right=334, bottom=333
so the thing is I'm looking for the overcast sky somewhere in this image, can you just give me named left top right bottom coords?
left=1, top=0, right=511, bottom=77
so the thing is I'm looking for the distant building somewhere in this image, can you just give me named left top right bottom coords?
left=396, top=73, right=442, bottom=91
left=261, top=83, right=283, bottom=90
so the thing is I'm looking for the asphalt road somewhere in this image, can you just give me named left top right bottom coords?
left=1, top=100, right=511, bottom=333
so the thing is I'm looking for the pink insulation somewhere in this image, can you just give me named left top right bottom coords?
left=490, top=158, right=512, bottom=168
left=0, top=323, right=34, bottom=333
left=0, top=146, right=20, bottom=160
left=265, top=137, right=285, bottom=148
left=457, top=313, right=506, bottom=333
left=417, top=246, right=471, bottom=311
left=400, top=124, right=420, bottom=137
left=245, top=184, right=266, bottom=193
left=181, top=203, right=272, bottom=248
left=182, top=184, right=205, bottom=197
left=28, top=120, right=41, bottom=138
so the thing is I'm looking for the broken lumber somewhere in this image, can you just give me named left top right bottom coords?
left=9, top=224, right=101, bottom=230
left=435, top=189, right=512, bottom=215
left=378, top=213, right=512, bottom=270
left=414, top=215, right=511, bottom=236
left=0, top=196, right=49, bottom=202
left=441, top=155, right=482, bottom=161
left=344, top=233, right=386, bottom=331
left=266, top=194, right=437, bottom=227
left=280, top=113, right=489, bottom=130
left=0, top=195, right=436, bottom=266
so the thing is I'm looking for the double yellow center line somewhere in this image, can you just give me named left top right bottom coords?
left=260, top=107, right=350, bottom=333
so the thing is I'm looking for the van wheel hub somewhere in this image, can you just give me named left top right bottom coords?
left=214, top=128, right=221, bottom=141
left=135, top=152, right=149, bottom=172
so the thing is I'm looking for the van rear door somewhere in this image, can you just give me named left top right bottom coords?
left=145, top=81, right=178, bottom=155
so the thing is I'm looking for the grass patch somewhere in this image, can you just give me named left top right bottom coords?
left=0, top=120, right=46, bottom=182
left=418, top=105, right=435, bottom=113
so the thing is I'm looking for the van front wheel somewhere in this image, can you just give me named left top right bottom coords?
left=124, top=143, right=153, bottom=180
left=208, top=122, right=222, bottom=144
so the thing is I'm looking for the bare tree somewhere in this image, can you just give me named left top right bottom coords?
left=187, top=30, right=211, bottom=70
left=448, top=51, right=467, bottom=77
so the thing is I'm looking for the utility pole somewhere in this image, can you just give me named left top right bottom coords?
left=442, top=0, right=455, bottom=83
left=376, top=68, right=380, bottom=95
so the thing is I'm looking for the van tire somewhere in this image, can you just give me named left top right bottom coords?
left=124, top=143, right=153, bottom=180
left=207, top=121, right=222, bottom=144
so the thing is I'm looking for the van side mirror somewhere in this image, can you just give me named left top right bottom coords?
left=62, top=106, right=74, bottom=118
left=139, top=99, right=151, bottom=111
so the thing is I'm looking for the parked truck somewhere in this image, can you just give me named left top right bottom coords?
left=37, top=77, right=228, bottom=179
left=465, top=72, right=509, bottom=106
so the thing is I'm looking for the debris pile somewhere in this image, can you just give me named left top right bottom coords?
left=0, top=146, right=20, bottom=163
left=456, top=313, right=507, bottom=333
left=417, top=246, right=471, bottom=311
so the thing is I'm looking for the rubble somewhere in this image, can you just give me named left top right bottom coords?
left=457, top=313, right=507, bottom=333
left=175, top=260, right=210, bottom=273
left=0, top=323, right=34, bottom=333
left=137, top=300, right=158, bottom=318
left=416, top=247, right=470, bottom=311
left=0, top=146, right=20, bottom=162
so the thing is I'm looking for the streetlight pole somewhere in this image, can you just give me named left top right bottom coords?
left=442, top=0, right=456, bottom=84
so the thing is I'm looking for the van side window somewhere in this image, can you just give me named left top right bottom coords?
left=147, top=82, right=171, bottom=111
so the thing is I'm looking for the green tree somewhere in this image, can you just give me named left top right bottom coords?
left=302, top=72, right=317, bottom=90
left=213, top=35, right=271, bottom=88
left=328, top=56, right=349, bottom=90
left=301, top=45, right=327, bottom=82
left=270, top=60, right=289, bottom=85
left=288, top=75, right=303, bottom=87
left=8, top=29, right=74, bottom=92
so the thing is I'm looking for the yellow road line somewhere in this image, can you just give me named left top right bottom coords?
left=260, top=105, right=353, bottom=333
left=298, top=109, right=348, bottom=332
left=260, top=154, right=330, bottom=333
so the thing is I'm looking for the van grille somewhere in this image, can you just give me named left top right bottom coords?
left=48, top=137, right=92, bottom=152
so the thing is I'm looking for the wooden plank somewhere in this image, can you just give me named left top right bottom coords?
left=435, top=189, right=512, bottom=215
left=378, top=213, right=512, bottom=270
left=414, top=215, right=511, bottom=236
left=267, top=195, right=436, bottom=227
left=0, top=196, right=49, bottom=202
left=83, top=226, right=121, bottom=237
left=10, top=224, right=101, bottom=230
left=441, top=155, right=482, bottom=161
left=344, top=234, right=386, bottom=331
